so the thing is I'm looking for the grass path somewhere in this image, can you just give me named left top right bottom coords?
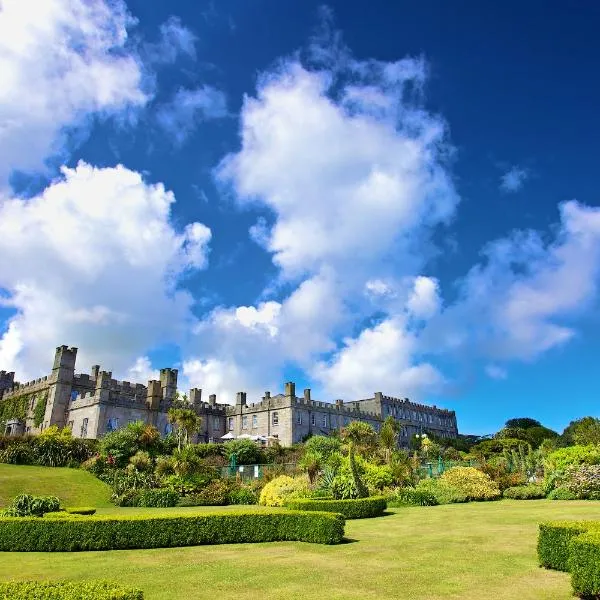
left=2, top=500, right=600, bottom=599
left=0, top=464, right=111, bottom=508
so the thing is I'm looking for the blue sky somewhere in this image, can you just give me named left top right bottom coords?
left=1, top=0, right=600, bottom=435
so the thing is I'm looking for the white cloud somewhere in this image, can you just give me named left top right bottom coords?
left=500, top=166, right=529, bottom=193
left=313, top=318, right=445, bottom=400
left=127, top=356, right=159, bottom=383
left=147, top=16, right=197, bottom=64
left=156, top=86, right=228, bottom=146
left=0, top=162, right=211, bottom=379
left=429, top=201, right=600, bottom=361
left=485, top=365, right=507, bottom=380
left=406, top=276, right=440, bottom=319
left=0, top=0, right=150, bottom=189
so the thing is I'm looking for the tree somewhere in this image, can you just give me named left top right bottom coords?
left=341, top=421, right=377, bottom=456
left=379, top=416, right=401, bottom=464
left=562, top=417, right=600, bottom=446
left=505, top=418, right=541, bottom=429
left=167, top=408, right=202, bottom=450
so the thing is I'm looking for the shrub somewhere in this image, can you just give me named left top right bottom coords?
left=286, top=497, right=387, bottom=519
left=43, top=512, right=81, bottom=519
left=0, top=581, right=143, bottom=599
left=545, top=445, right=600, bottom=473
left=0, top=440, right=35, bottom=464
left=503, top=484, right=546, bottom=500
left=439, top=467, right=501, bottom=501
left=137, top=489, right=179, bottom=508
left=223, top=439, right=265, bottom=465
left=570, top=530, right=600, bottom=598
left=564, top=464, right=600, bottom=500
left=363, top=463, right=394, bottom=492
left=65, top=507, right=96, bottom=515
left=416, top=478, right=468, bottom=504
left=537, top=521, right=597, bottom=571
left=227, top=485, right=259, bottom=505
left=181, top=480, right=230, bottom=506
left=388, top=487, right=438, bottom=507
left=259, top=475, right=309, bottom=506
left=0, top=510, right=345, bottom=550
left=128, top=451, right=153, bottom=472
left=304, top=435, right=342, bottom=462
left=0, top=494, right=60, bottom=517
left=548, top=487, right=577, bottom=500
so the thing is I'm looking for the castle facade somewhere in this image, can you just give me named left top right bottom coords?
left=0, top=345, right=458, bottom=446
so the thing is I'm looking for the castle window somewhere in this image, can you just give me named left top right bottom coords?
left=165, top=423, right=173, bottom=435
left=311, top=413, right=316, bottom=427
left=242, top=416, right=248, bottom=429
left=272, top=412, right=279, bottom=426
left=106, top=417, right=119, bottom=432
left=228, top=417, right=234, bottom=431
left=322, top=414, right=327, bottom=428
left=70, top=390, right=79, bottom=402
left=213, top=417, right=220, bottom=431
left=252, top=415, right=257, bottom=428
left=81, top=418, right=88, bottom=438
left=296, top=412, right=302, bottom=425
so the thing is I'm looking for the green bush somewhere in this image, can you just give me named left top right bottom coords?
left=416, top=478, right=468, bottom=504
left=65, top=507, right=97, bottom=515
left=227, top=485, right=259, bottom=505
left=545, top=445, right=600, bottom=473
left=439, top=467, right=501, bottom=501
left=0, top=581, right=143, bottom=599
left=547, top=487, right=577, bottom=500
left=223, top=439, right=265, bottom=465
left=286, top=496, right=387, bottom=519
left=388, top=488, right=438, bottom=507
left=503, top=484, right=546, bottom=500
left=44, top=512, right=83, bottom=519
left=570, top=530, right=600, bottom=597
left=537, top=521, right=597, bottom=571
left=0, top=494, right=60, bottom=517
left=0, top=510, right=345, bottom=550
left=180, top=480, right=230, bottom=506
left=136, top=489, right=179, bottom=508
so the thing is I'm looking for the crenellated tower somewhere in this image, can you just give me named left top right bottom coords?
left=44, top=346, right=77, bottom=429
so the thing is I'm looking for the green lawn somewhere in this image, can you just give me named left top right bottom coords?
left=0, top=464, right=111, bottom=508
left=2, top=499, right=600, bottom=599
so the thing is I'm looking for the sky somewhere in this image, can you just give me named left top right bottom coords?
left=1, top=0, right=600, bottom=436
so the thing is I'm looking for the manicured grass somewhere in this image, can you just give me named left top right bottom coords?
left=0, top=464, right=112, bottom=508
left=2, top=500, right=600, bottom=599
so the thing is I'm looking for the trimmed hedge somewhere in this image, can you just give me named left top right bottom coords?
left=570, top=530, right=600, bottom=598
left=0, top=581, right=143, bottom=599
left=0, top=510, right=345, bottom=551
left=538, top=521, right=598, bottom=571
left=503, top=484, right=545, bottom=500
left=285, top=496, right=387, bottom=519
left=65, top=507, right=96, bottom=515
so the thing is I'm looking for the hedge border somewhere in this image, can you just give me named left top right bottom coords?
left=538, top=521, right=599, bottom=571
left=0, top=581, right=143, bottom=600
left=569, top=530, right=600, bottom=597
left=0, top=510, right=345, bottom=551
left=285, top=496, right=387, bottom=519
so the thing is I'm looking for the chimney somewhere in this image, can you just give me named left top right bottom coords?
left=189, top=388, right=202, bottom=408
left=284, top=381, right=296, bottom=398
left=209, top=394, right=217, bottom=406
left=264, top=391, right=271, bottom=399
left=304, top=388, right=311, bottom=402
left=335, top=399, right=343, bottom=409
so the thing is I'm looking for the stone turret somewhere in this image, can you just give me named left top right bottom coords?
left=284, top=381, right=296, bottom=398
left=0, top=370, right=15, bottom=398
left=159, top=368, right=178, bottom=403
left=45, top=345, right=78, bottom=429
left=189, top=388, right=202, bottom=410
left=236, top=392, right=247, bottom=406
left=146, top=380, right=162, bottom=411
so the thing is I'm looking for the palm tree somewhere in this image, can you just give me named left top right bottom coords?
left=379, top=416, right=401, bottom=464
left=167, top=408, right=202, bottom=450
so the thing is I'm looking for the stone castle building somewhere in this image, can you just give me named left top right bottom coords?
left=0, top=345, right=458, bottom=446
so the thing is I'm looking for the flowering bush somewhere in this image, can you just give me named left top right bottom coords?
left=258, top=475, right=309, bottom=506
left=439, top=467, right=501, bottom=501
left=564, top=464, right=600, bottom=499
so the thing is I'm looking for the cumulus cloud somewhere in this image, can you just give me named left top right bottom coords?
left=0, top=0, right=150, bottom=189
left=500, top=166, right=529, bottom=193
left=0, top=162, right=211, bottom=379
left=156, top=86, right=228, bottom=146
left=428, top=201, right=600, bottom=362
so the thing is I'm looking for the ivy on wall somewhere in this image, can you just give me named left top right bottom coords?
left=33, top=392, right=49, bottom=428
left=0, top=394, right=30, bottom=432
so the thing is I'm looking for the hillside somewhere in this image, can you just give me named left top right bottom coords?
left=0, top=464, right=112, bottom=508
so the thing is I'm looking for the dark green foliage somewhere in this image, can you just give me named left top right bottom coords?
left=0, top=394, right=29, bottom=431
left=99, top=422, right=164, bottom=467
left=569, top=530, right=600, bottom=598
left=223, top=439, right=265, bottom=464
left=188, top=443, right=225, bottom=459
left=547, top=487, right=577, bottom=500
left=33, top=393, right=48, bottom=428
left=471, top=438, right=530, bottom=459
left=0, top=510, right=345, bottom=550
left=65, top=507, right=96, bottom=515
left=505, top=418, right=542, bottom=429
left=304, top=435, right=342, bottom=462
left=177, top=479, right=230, bottom=506
left=503, top=484, right=546, bottom=500
left=0, top=581, right=143, bottom=599
left=227, top=485, right=259, bottom=505
left=0, top=433, right=96, bottom=467
left=136, top=489, right=179, bottom=507
left=1, top=493, right=59, bottom=517
left=389, top=488, right=438, bottom=507
left=286, top=496, right=387, bottom=519
left=562, top=417, right=600, bottom=446
left=537, top=521, right=597, bottom=571
left=348, top=443, right=369, bottom=498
